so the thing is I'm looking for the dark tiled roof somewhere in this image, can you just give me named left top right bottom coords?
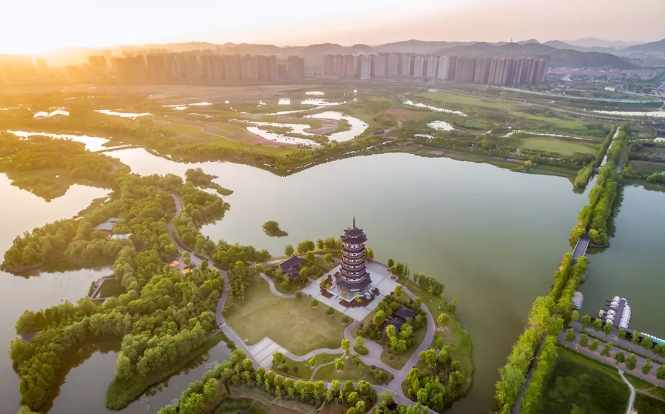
left=274, top=256, right=302, bottom=275
left=335, top=275, right=372, bottom=292
left=394, top=306, right=417, bottom=320
left=385, top=317, right=404, bottom=333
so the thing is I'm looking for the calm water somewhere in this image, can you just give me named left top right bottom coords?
left=0, top=175, right=110, bottom=414
left=580, top=185, right=665, bottom=339
left=105, top=148, right=588, bottom=413
left=6, top=147, right=661, bottom=414
left=304, top=111, right=368, bottom=142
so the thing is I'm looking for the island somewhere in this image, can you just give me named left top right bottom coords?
left=262, top=220, right=288, bottom=237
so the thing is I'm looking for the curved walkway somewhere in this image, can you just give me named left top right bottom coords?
left=166, top=191, right=433, bottom=410
left=618, top=369, right=636, bottom=414
left=259, top=273, right=296, bottom=298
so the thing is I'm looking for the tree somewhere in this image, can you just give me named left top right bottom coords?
left=614, top=351, right=625, bottom=364
left=284, top=244, right=294, bottom=256
left=641, top=337, right=653, bottom=350
left=308, top=356, right=317, bottom=368
left=335, top=358, right=345, bottom=371
left=317, top=239, right=325, bottom=249
left=331, top=380, right=341, bottom=393
left=273, top=351, right=286, bottom=367
left=589, top=339, right=600, bottom=351
left=449, top=299, right=457, bottom=315
left=183, top=251, right=191, bottom=267
left=347, top=391, right=359, bottom=406
left=643, top=359, right=653, bottom=375
left=306, top=251, right=315, bottom=262
left=357, top=380, right=371, bottom=396
left=625, top=354, right=637, bottom=370
left=571, top=310, right=579, bottom=323
left=341, top=339, right=351, bottom=355
left=373, top=310, right=387, bottom=326
left=365, top=248, right=374, bottom=261
left=601, top=342, right=613, bottom=357
left=618, top=328, right=627, bottom=340
left=593, top=318, right=603, bottom=331
left=565, top=329, right=576, bottom=342
left=354, top=336, right=366, bottom=352
left=604, top=322, right=612, bottom=336
left=299, top=268, right=309, bottom=282
left=356, top=401, right=366, bottom=413
left=632, top=333, right=640, bottom=345
left=296, top=240, right=315, bottom=254
left=658, top=365, right=665, bottom=385
left=324, top=253, right=333, bottom=263
left=394, top=285, right=402, bottom=296
left=654, top=344, right=665, bottom=357
left=582, top=315, right=591, bottom=329
left=579, top=334, right=589, bottom=348
left=437, top=312, right=449, bottom=326
left=387, top=258, right=394, bottom=268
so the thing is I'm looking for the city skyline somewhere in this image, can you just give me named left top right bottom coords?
left=2, top=0, right=665, bottom=54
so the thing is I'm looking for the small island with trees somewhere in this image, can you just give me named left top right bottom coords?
left=262, top=220, right=288, bottom=237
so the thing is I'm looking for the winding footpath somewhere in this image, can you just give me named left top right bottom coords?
left=167, top=192, right=436, bottom=410
left=618, top=369, right=636, bottom=414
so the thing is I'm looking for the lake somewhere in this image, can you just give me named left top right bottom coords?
left=5, top=146, right=661, bottom=414
left=104, top=148, right=588, bottom=413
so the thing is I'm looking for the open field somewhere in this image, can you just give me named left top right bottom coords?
left=312, top=356, right=391, bottom=385
left=626, top=374, right=665, bottom=414
left=277, top=353, right=342, bottom=380
left=518, top=137, right=599, bottom=156
left=225, top=278, right=348, bottom=355
left=536, top=347, right=629, bottom=414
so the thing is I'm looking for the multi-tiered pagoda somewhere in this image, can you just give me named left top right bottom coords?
left=335, top=218, right=372, bottom=293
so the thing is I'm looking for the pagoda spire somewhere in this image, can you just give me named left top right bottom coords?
left=353, top=217, right=356, bottom=229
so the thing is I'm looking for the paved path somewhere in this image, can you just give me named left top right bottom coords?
left=166, top=191, right=435, bottom=409
left=558, top=328, right=663, bottom=386
left=259, top=273, right=296, bottom=298
left=511, top=336, right=546, bottom=414
left=618, top=369, right=636, bottom=414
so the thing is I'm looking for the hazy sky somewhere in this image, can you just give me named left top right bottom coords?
left=2, top=0, right=664, bottom=54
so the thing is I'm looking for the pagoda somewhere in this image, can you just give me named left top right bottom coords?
left=335, top=218, right=372, bottom=293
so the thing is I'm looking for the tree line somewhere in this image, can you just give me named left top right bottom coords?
left=573, top=126, right=616, bottom=190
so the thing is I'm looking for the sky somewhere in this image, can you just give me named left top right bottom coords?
left=2, top=0, right=664, bottom=54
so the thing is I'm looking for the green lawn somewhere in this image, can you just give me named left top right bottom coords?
left=536, top=347, right=629, bottom=414
left=225, top=278, right=349, bottom=355
left=519, top=137, right=598, bottom=156
left=275, top=353, right=342, bottom=380
left=99, top=278, right=126, bottom=297
left=163, top=122, right=204, bottom=136
left=626, top=373, right=665, bottom=413
left=312, top=356, right=392, bottom=385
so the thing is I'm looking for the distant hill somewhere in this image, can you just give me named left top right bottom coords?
left=542, top=40, right=625, bottom=54
left=624, top=38, right=665, bottom=52
left=567, top=37, right=641, bottom=49
left=433, top=42, right=635, bottom=69
left=374, top=40, right=472, bottom=54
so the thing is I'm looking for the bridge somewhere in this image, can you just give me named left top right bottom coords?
left=572, top=233, right=590, bottom=263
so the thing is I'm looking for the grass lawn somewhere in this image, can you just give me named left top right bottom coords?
left=518, top=137, right=598, bottom=156
left=212, top=397, right=268, bottom=414
left=275, top=353, right=342, bottom=380
left=99, top=278, right=126, bottom=297
left=536, top=347, right=629, bottom=414
left=626, top=373, right=665, bottom=413
left=399, top=278, right=474, bottom=394
left=225, top=278, right=349, bottom=355
left=312, top=356, right=392, bottom=385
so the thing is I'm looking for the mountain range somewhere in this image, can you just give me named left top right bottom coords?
left=35, top=37, right=665, bottom=69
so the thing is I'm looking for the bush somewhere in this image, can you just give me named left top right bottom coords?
left=295, top=291, right=302, bottom=299
left=341, top=315, right=350, bottom=323
left=326, top=307, right=334, bottom=315
left=311, top=299, right=318, bottom=307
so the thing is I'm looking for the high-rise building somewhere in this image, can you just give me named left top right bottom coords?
left=400, top=54, right=412, bottom=77
left=287, top=56, right=305, bottom=80
left=241, top=55, right=258, bottom=80
left=454, top=56, right=476, bottom=83
left=387, top=53, right=400, bottom=78
left=425, top=55, right=438, bottom=79
left=360, top=55, right=371, bottom=80
left=115, top=55, right=146, bottom=82
left=488, top=57, right=510, bottom=85
left=535, top=58, right=547, bottom=83
left=413, top=55, right=426, bottom=78
left=473, top=57, right=491, bottom=84
left=448, top=55, right=458, bottom=80
left=324, top=55, right=335, bottom=76
left=343, top=55, right=355, bottom=79
left=374, top=54, right=388, bottom=78
left=437, top=56, right=450, bottom=80
left=334, top=55, right=345, bottom=77
left=88, top=55, right=108, bottom=77
left=146, top=53, right=168, bottom=80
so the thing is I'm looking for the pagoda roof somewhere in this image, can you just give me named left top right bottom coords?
left=341, top=227, right=367, bottom=243
left=394, top=306, right=418, bottom=321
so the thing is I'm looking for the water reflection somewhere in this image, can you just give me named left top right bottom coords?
left=304, top=111, right=367, bottom=142
left=427, top=120, right=455, bottom=131
left=95, top=110, right=153, bottom=119
left=7, top=130, right=110, bottom=152
left=403, top=100, right=467, bottom=117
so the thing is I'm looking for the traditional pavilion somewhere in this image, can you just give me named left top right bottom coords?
left=335, top=218, right=372, bottom=294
